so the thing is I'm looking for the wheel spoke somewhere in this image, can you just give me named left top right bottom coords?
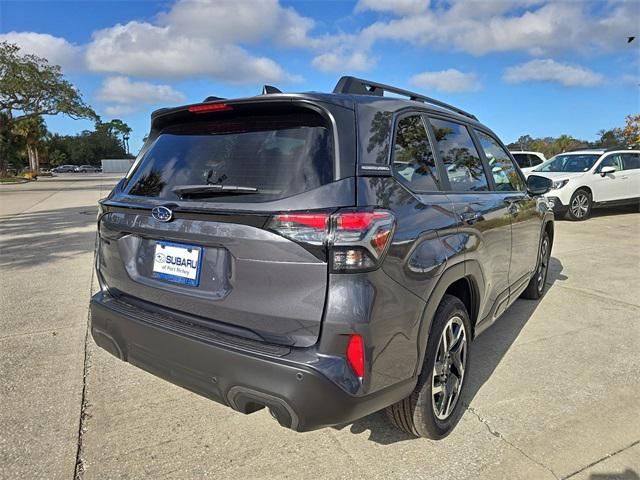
left=441, top=324, right=449, bottom=352
left=449, top=323, right=462, bottom=352
left=442, top=385, right=454, bottom=418
left=433, top=360, right=446, bottom=377
left=450, top=339, right=466, bottom=378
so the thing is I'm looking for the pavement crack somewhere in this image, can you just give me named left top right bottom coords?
left=554, top=284, right=640, bottom=310
left=561, top=439, right=640, bottom=480
left=73, top=303, right=91, bottom=480
left=73, top=207, right=101, bottom=480
left=464, top=404, right=561, bottom=480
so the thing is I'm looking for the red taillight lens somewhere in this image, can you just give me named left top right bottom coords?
left=267, top=212, right=330, bottom=245
left=188, top=103, right=233, bottom=113
left=346, top=334, right=365, bottom=378
left=273, top=213, right=329, bottom=230
left=337, top=212, right=389, bottom=230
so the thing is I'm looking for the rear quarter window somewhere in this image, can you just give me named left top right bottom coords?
left=512, top=153, right=529, bottom=168
left=125, top=109, right=334, bottom=203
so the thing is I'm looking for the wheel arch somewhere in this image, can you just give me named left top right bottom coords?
left=413, top=261, right=483, bottom=377
left=574, top=185, right=593, bottom=198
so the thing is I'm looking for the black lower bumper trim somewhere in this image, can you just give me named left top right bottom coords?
left=89, top=292, right=415, bottom=432
left=546, top=196, right=568, bottom=214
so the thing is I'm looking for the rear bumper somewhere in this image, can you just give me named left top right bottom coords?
left=89, top=292, right=414, bottom=432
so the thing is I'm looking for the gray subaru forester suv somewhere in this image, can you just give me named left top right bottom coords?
left=90, top=76, right=554, bottom=439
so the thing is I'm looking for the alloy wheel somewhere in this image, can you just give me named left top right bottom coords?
left=432, top=316, right=467, bottom=420
left=537, top=236, right=550, bottom=293
left=570, top=193, right=589, bottom=218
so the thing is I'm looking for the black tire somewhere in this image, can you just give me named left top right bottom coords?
left=566, top=188, right=592, bottom=220
left=385, top=294, right=471, bottom=439
left=521, top=230, right=551, bottom=300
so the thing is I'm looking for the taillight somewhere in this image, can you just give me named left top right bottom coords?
left=330, top=210, right=395, bottom=272
left=267, top=213, right=329, bottom=245
left=188, top=103, right=233, bottom=113
left=267, top=209, right=395, bottom=272
left=346, top=334, right=365, bottom=378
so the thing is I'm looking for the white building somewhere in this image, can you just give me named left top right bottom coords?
left=101, top=159, right=135, bottom=174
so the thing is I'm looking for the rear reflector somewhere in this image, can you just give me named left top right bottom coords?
left=346, top=334, right=365, bottom=378
left=188, top=103, right=233, bottom=113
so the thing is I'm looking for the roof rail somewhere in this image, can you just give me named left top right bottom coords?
left=604, top=146, right=636, bottom=152
left=333, top=76, right=478, bottom=120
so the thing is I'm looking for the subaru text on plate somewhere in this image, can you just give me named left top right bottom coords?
left=90, top=77, right=554, bottom=438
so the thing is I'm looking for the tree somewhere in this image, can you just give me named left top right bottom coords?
left=95, top=119, right=132, bottom=153
left=0, top=41, right=97, bottom=173
left=622, top=114, right=640, bottom=146
left=554, top=134, right=573, bottom=153
left=13, top=116, right=47, bottom=171
left=516, top=135, right=534, bottom=151
left=596, top=129, right=624, bottom=149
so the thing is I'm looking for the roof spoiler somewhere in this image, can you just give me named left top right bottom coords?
left=333, top=76, right=478, bottom=121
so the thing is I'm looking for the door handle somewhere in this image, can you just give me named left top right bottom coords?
left=504, top=197, right=521, bottom=216
left=459, top=211, right=481, bottom=224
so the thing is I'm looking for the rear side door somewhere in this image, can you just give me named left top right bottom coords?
left=474, top=130, right=541, bottom=290
left=427, top=117, right=512, bottom=322
left=592, top=153, right=627, bottom=202
left=620, top=152, right=640, bottom=200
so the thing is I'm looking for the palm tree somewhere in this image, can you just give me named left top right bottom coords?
left=13, top=116, right=47, bottom=172
left=554, top=134, right=575, bottom=154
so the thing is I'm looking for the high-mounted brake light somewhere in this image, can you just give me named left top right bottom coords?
left=346, top=334, right=365, bottom=378
left=266, top=209, right=395, bottom=272
left=188, top=103, right=233, bottom=113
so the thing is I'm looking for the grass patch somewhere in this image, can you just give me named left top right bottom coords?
left=0, top=177, right=28, bottom=184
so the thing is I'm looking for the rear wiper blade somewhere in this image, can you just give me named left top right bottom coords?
left=172, top=184, right=259, bottom=198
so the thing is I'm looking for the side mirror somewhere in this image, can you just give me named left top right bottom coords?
left=526, top=175, right=552, bottom=196
left=599, top=166, right=616, bottom=177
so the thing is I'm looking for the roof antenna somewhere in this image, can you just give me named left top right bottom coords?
left=262, top=85, right=282, bottom=95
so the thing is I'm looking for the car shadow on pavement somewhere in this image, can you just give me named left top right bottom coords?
left=555, top=203, right=640, bottom=221
left=0, top=206, right=99, bottom=270
left=335, top=257, right=566, bottom=445
left=589, top=469, right=639, bottom=480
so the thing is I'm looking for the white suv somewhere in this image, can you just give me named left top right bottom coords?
left=530, top=149, right=640, bottom=220
left=510, top=151, right=546, bottom=175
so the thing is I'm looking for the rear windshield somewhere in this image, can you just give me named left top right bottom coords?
left=125, top=109, right=334, bottom=203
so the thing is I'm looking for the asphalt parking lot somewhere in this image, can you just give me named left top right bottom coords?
left=1, top=174, right=638, bottom=480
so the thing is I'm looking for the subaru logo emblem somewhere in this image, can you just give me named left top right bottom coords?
left=152, top=206, right=173, bottom=222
